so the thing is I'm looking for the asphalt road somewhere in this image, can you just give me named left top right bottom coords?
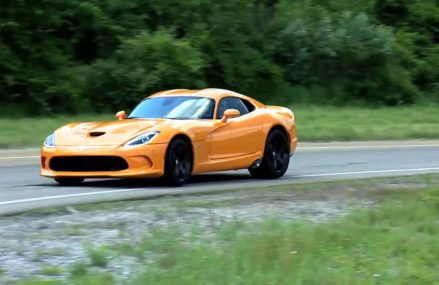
left=1, top=141, right=439, bottom=215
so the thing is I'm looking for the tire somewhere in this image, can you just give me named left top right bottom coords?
left=54, top=177, right=84, bottom=186
left=164, top=138, right=193, bottom=186
left=249, top=129, right=290, bottom=179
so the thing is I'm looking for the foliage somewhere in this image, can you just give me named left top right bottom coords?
left=86, top=30, right=206, bottom=110
left=274, top=12, right=418, bottom=105
left=0, top=0, right=438, bottom=113
left=84, top=244, right=113, bottom=268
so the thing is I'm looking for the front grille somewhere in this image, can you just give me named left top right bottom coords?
left=50, top=156, right=128, bottom=172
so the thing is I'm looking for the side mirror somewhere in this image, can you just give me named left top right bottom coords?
left=221, top=109, right=240, bottom=123
left=115, top=110, right=126, bottom=120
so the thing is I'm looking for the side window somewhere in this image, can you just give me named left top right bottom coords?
left=216, top=97, right=250, bottom=119
left=241, top=98, right=255, bottom=113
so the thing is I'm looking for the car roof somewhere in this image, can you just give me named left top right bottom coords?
left=147, top=88, right=265, bottom=107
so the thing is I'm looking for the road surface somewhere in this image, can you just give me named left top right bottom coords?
left=1, top=141, right=439, bottom=215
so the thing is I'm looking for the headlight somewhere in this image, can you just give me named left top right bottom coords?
left=124, top=131, right=160, bottom=147
left=44, top=133, right=55, bottom=148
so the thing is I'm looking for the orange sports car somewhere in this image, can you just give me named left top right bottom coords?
left=41, top=89, right=297, bottom=186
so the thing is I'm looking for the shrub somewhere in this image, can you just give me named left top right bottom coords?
left=85, top=30, right=206, bottom=110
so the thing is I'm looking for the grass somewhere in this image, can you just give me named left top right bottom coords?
left=18, top=280, right=65, bottom=285
left=127, top=186, right=439, bottom=285
left=69, top=262, right=88, bottom=279
left=1, top=105, right=439, bottom=147
left=40, top=266, right=63, bottom=276
left=84, top=244, right=113, bottom=268
left=0, top=114, right=112, bottom=148
left=17, top=175, right=439, bottom=285
left=294, top=105, right=439, bottom=141
left=18, top=273, right=114, bottom=285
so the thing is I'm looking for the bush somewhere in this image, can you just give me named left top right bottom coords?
left=274, top=12, right=419, bottom=105
left=85, top=30, right=206, bottom=110
left=0, top=0, right=438, bottom=113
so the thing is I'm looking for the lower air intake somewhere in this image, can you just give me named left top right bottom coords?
left=50, top=156, right=128, bottom=172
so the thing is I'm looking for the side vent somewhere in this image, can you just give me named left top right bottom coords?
left=89, top=132, right=106, bottom=137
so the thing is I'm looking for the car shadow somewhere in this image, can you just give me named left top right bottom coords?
left=37, top=172, right=254, bottom=189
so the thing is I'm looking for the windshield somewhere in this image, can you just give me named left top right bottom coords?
left=129, top=96, right=215, bottom=120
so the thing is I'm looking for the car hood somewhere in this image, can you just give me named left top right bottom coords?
left=54, top=119, right=165, bottom=146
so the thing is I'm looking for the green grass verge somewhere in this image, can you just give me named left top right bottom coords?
left=17, top=176, right=439, bottom=285
left=294, top=105, right=439, bottom=141
left=0, top=114, right=112, bottom=148
left=127, top=185, right=439, bottom=285
left=1, top=105, right=439, bottom=147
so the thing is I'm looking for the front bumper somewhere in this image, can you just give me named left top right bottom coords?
left=40, top=144, right=167, bottom=179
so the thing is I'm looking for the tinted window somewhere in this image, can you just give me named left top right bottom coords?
left=129, top=96, right=215, bottom=120
left=241, top=98, right=255, bottom=112
left=216, top=97, right=251, bottom=119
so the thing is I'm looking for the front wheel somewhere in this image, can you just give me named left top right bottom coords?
left=54, top=177, right=84, bottom=186
left=164, top=138, right=193, bottom=186
left=249, top=129, right=290, bottom=179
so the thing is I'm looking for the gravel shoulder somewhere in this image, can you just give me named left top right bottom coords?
left=1, top=174, right=438, bottom=284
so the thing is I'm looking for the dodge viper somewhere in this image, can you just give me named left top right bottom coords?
left=41, top=89, right=297, bottom=186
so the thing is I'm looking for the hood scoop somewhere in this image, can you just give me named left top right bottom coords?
left=89, top=131, right=106, bottom=137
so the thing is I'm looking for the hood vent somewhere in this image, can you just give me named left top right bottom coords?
left=89, top=131, right=106, bottom=137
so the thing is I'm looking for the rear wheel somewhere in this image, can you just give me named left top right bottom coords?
left=164, top=138, right=193, bottom=186
left=54, top=177, right=84, bottom=186
left=249, top=129, right=290, bottom=179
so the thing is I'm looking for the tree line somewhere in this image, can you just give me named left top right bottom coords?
left=0, top=0, right=438, bottom=114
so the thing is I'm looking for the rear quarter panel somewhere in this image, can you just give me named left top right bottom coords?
left=262, top=106, right=297, bottom=153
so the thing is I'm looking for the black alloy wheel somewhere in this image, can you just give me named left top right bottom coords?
left=249, top=129, right=290, bottom=179
left=54, top=177, right=85, bottom=186
left=164, top=138, right=193, bottom=186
